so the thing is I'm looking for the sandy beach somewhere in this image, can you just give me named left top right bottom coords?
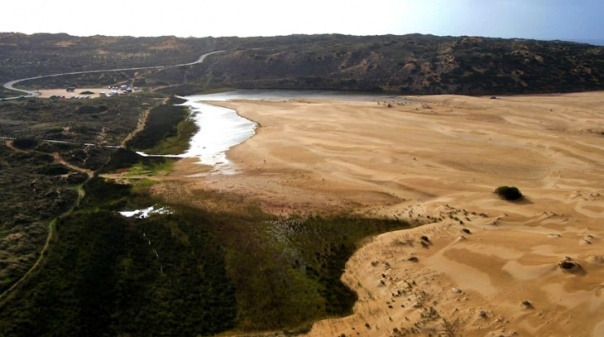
left=167, top=92, right=604, bottom=336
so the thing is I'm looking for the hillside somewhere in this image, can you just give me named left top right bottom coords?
left=1, top=32, right=604, bottom=336
left=198, top=34, right=604, bottom=95
left=1, top=33, right=603, bottom=96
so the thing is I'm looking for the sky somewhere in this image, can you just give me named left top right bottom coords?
left=1, top=0, right=603, bottom=43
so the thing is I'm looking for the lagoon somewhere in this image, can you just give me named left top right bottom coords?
left=156, top=90, right=404, bottom=172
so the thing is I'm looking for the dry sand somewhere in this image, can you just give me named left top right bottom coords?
left=170, top=93, right=604, bottom=337
left=36, top=88, right=119, bottom=98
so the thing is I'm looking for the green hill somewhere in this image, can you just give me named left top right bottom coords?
left=1, top=33, right=603, bottom=96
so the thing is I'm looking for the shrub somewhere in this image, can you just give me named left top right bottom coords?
left=495, top=186, right=523, bottom=201
left=77, top=105, right=108, bottom=114
left=37, top=164, right=70, bottom=176
left=12, top=138, right=39, bottom=149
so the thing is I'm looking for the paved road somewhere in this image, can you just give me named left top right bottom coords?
left=2, top=50, right=225, bottom=99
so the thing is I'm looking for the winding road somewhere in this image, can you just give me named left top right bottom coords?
left=2, top=50, right=225, bottom=99
left=0, top=50, right=224, bottom=302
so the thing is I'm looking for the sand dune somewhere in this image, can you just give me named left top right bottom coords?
left=172, top=92, right=604, bottom=336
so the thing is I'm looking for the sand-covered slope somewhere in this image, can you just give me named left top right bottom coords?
left=173, top=92, right=604, bottom=336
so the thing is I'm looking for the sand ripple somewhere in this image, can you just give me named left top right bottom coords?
left=169, top=92, right=604, bottom=336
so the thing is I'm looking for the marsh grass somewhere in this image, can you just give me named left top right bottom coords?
left=0, top=173, right=411, bottom=336
left=127, top=97, right=197, bottom=155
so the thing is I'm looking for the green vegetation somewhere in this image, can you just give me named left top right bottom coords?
left=1, top=93, right=412, bottom=335
left=98, top=148, right=172, bottom=175
left=0, top=95, right=158, bottom=298
left=0, top=145, right=79, bottom=295
left=11, top=138, right=38, bottom=149
left=222, top=215, right=408, bottom=331
left=1, top=74, right=418, bottom=335
left=495, top=186, right=524, bottom=201
left=193, top=35, right=604, bottom=95
left=2, top=33, right=603, bottom=98
left=0, top=176, right=237, bottom=337
left=127, top=97, right=197, bottom=155
left=15, top=33, right=545, bottom=335
left=0, top=33, right=216, bottom=93
left=0, top=171, right=411, bottom=336
left=0, top=96, right=151, bottom=145
left=123, top=161, right=173, bottom=177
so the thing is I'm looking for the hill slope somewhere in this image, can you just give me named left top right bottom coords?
left=1, top=33, right=603, bottom=95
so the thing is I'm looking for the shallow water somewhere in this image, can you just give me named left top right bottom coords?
left=187, top=89, right=401, bottom=102
left=119, top=206, right=172, bottom=219
left=181, top=100, right=256, bottom=172
left=141, top=90, right=404, bottom=173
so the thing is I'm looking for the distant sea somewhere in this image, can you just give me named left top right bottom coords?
left=564, top=38, right=604, bottom=46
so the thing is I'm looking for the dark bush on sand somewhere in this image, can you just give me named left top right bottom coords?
left=495, top=186, right=523, bottom=201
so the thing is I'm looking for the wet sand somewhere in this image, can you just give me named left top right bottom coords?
left=169, top=92, right=604, bottom=336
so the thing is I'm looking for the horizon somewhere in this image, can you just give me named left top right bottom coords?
left=1, top=31, right=603, bottom=48
left=1, top=0, right=603, bottom=43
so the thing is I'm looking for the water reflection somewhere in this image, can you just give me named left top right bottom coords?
left=139, top=90, right=403, bottom=174
left=181, top=100, right=256, bottom=172
left=187, top=89, right=399, bottom=102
